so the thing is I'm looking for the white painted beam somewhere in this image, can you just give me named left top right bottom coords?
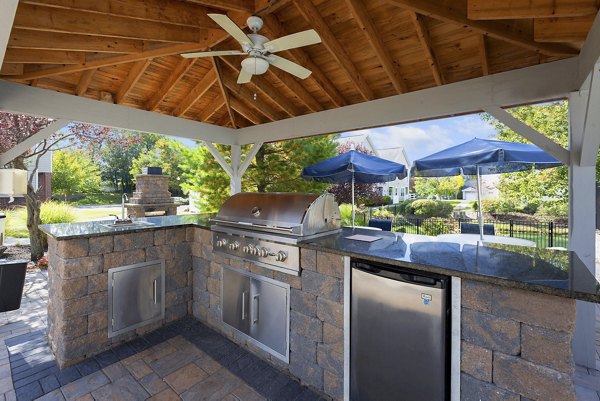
left=578, top=11, right=600, bottom=88
left=483, top=106, right=571, bottom=165
left=230, top=145, right=241, bottom=194
left=202, top=141, right=233, bottom=177
left=238, top=142, right=263, bottom=176
left=579, top=64, right=600, bottom=166
left=0, top=119, right=70, bottom=166
left=0, top=0, right=18, bottom=67
left=0, top=80, right=237, bottom=145
left=235, top=58, right=579, bottom=144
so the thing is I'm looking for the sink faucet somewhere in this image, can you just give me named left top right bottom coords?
left=121, top=193, right=128, bottom=220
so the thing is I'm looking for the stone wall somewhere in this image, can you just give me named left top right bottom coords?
left=46, top=227, right=193, bottom=367
left=191, top=229, right=345, bottom=401
left=460, top=280, right=577, bottom=401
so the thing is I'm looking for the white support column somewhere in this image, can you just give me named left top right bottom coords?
left=483, top=106, right=571, bottom=165
left=568, top=91, right=597, bottom=369
left=0, top=0, right=18, bottom=67
left=579, top=63, right=600, bottom=166
left=202, top=142, right=263, bottom=195
left=230, top=145, right=241, bottom=194
left=0, top=119, right=71, bottom=166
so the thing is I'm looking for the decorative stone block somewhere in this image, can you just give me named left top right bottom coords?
left=87, top=311, right=107, bottom=333
left=56, top=277, right=88, bottom=300
left=104, top=249, right=146, bottom=271
left=290, top=332, right=317, bottom=363
left=146, top=245, right=173, bottom=261
left=165, top=228, right=186, bottom=244
left=317, top=344, right=343, bottom=376
left=316, top=298, right=344, bottom=329
left=154, top=230, right=166, bottom=246
left=113, top=231, right=153, bottom=252
left=273, top=271, right=301, bottom=289
left=57, top=238, right=89, bottom=258
left=316, top=251, right=344, bottom=278
left=56, top=292, right=107, bottom=319
left=291, top=288, right=317, bottom=317
left=54, top=316, right=88, bottom=339
left=461, top=341, right=492, bottom=382
left=493, top=352, right=576, bottom=401
left=491, top=287, right=576, bottom=332
left=300, top=249, right=317, bottom=271
left=521, top=324, right=574, bottom=374
left=165, top=271, right=187, bottom=291
left=324, top=369, right=343, bottom=401
left=461, top=373, right=519, bottom=401
left=301, top=270, right=342, bottom=302
left=461, top=308, right=520, bottom=355
left=461, top=280, right=493, bottom=313
left=289, top=353, right=324, bottom=391
left=88, top=236, right=113, bottom=256
left=290, top=310, right=323, bottom=342
left=87, top=273, right=107, bottom=295
left=54, top=255, right=103, bottom=279
left=207, top=277, right=220, bottom=296
left=323, top=323, right=343, bottom=356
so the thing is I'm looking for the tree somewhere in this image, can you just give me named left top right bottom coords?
left=327, top=142, right=380, bottom=204
left=99, top=132, right=152, bottom=193
left=180, top=135, right=338, bottom=212
left=130, top=137, right=186, bottom=195
left=414, top=176, right=464, bottom=198
left=52, top=150, right=101, bottom=200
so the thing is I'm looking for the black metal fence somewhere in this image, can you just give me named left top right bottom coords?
left=354, top=212, right=568, bottom=249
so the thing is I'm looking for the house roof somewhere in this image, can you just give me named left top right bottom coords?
left=0, top=0, right=595, bottom=131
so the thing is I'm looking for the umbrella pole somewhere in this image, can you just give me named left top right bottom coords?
left=351, top=173, right=355, bottom=228
left=477, top=165, right=484, bottom=241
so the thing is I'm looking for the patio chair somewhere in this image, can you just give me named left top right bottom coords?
left=460, top=222, right=495, bottom=235
left=368, top=218, right=393, bottom=231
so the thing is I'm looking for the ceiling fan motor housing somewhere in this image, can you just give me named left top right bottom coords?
left=247, top=16, right=264, bottom=33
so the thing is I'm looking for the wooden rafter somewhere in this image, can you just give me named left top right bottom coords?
left=383, top=0, right=579, bottom=56
left=534, top=15, right=597, bottom=43
left=173, top=68, right=217, bottom=117
left=229, top=95, right=264, bottom=125
left=76, top=69, right=96, bottom=96
left=409, top=12, right=444, bottom=86
left=211, top=57, right=237, bottom=128
left=467, top=0, right=599, bottom=20
left=22, top=0, right=218, bottom=28
left=219, top=55, right=301, bottom=117
left=185, top=0, right=253, bottom=13
left=266, top=68, right=324, bottom=112
left=293, top=0, right=374, bottom=101
left=221, top=73, right=281, bottom=121
left=479, top=35, right=489, bottom=76
left=146, top=58, right=195, bottom=111
left=345, top=0, right=407, bottom=94
left=3, top=49, right=86, bottom=64
left=8, top=29, right=144, bottom=54
left=0, top=64, right=23, bottom=75
left=198, top=96, right=226, bottom=122
left=115, top=59, right=151, bottom=104
left=14, top=3, right=213, bottom=44
left=262, top=15, right=347, bottom=107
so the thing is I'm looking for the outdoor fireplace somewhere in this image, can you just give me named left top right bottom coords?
left=125, top=168, right=177, bottom=217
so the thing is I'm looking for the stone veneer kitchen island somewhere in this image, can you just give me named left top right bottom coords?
left=40, top=215, right=600, bottom=401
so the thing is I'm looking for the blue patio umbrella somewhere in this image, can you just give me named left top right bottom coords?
left=302, top=150, right=407, bottom=227
left=411, top=138, right=563, bottom=239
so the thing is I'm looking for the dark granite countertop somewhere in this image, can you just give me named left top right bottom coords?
left=300, top=227, right=600, bottom=303
left=39, top=214, right=212, bottom=240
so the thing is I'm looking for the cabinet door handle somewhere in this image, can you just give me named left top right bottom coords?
left=253, top=294, right=260, bottom=324
left=241, top=291, right=247, bottom=320
left=153, top=279, right=157, bottom=304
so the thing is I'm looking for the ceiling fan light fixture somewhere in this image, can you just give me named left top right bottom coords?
left=241, top=56, right=269, bottom=76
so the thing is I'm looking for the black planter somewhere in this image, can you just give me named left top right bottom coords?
left=0, top=259, right=28, bottom=312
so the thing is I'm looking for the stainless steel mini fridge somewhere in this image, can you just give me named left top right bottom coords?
left=351, top=260, right=450, bottom=401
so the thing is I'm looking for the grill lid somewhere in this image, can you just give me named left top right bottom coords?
left=212, top=192, right=340, bottom=237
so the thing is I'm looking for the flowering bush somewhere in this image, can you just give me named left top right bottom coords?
left=37, top=256, right=48, bottom=269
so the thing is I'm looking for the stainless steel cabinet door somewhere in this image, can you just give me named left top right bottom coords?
left=111, top=261, right=163, bottom=335
left=222, top=267, right=251, bottom=334
left=249, top=278, right=288, bottom=356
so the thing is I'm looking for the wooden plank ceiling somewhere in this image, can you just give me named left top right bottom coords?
left=0, top=0, right=596, bottom=129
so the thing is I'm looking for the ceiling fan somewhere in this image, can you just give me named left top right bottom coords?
left=181, top=14, right=321, bottom=84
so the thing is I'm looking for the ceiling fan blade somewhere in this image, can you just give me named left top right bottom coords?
left=263, top=30, right=321, bottom=53
left=181, top=50, right=245, bottom=58
left=237, top=69, right=252, bottom=84
left=267, top=55, right=312, bottom=79
left=208, top=14, right=253, bottom=47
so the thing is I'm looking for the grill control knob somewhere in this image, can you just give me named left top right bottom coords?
left=259, top=247, right=269, bottom=257
left=276, top=251, right=287, bottom=262
left=251, top=246, right=259, bottom=256
left=228, top=241, right=240, bottom=250
left=242, top=245, right=250, bottom=253
left=216, top=239, right=228, bottom=248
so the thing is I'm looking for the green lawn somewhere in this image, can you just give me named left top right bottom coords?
left=68, top=193, right=123, bottom=206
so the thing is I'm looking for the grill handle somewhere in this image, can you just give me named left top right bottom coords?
left=210, top=218, right=296, bottom=233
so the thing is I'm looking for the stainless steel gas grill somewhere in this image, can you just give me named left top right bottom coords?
left=211, top=192, right=341, bottom=275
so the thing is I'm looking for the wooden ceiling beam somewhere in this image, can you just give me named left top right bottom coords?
left=229, top=95, right=265, bottom=125
left=0, top=64, right=23, bottom=75
left=384, top=0, right=579, bottom=56
left=254, top=0, right=293, bottom=15
left=468, top=0, right=599, bottom=20
left=3, top=49, right=86, bottom=64
left=479, top=35, right=489, bottom=76
left=146, top=58, right=195, bottom=111
left=173, top=68, right=218, bottom=117
left=266, top=68, right=324, bottom=113
left=409, top=12, right=444, bottom=86
left=219, top=55, right=301, bottom=117
left=261, top=15, right=347, bottom=107
left=293, top=0, right=374, bottom=101
left=14, top=3, right=213, bottom=43
left=75, top=68, right=96, bottom=96
left=185, top=0, right=254, bottom=13
left=198, top=96, right=226, bottom=122
left=115, top=59, right=151, bottom=104
left=8, top=29, right=144, bottom=54
left=21, top=0, right=218, bottom=29
left=345, top=0, right=407, bottom=94
left=221, top=72, right=282, bottom=121
left=534, top=15, right=597, bottom=43
left=212, top=57, right=237, bottom=128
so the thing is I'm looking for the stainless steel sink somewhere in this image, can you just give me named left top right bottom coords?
left=101, top=221, right=155, bottom=229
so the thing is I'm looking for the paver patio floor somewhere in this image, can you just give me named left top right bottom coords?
left=1, top=271, right=599, bottom=401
